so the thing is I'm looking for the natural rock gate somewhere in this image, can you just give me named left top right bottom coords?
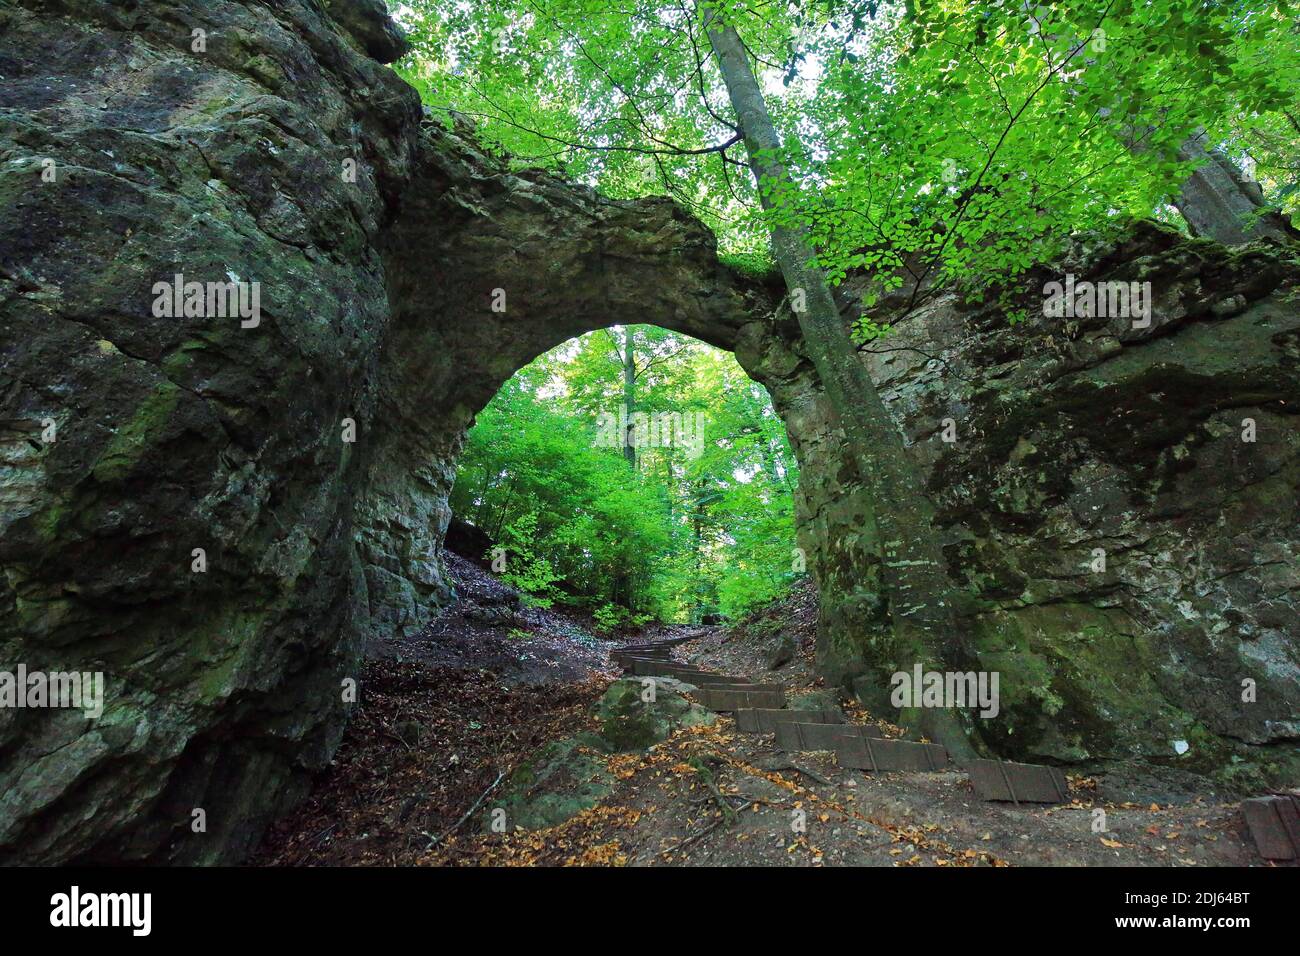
left=1, top=0, right=1296, bottom=864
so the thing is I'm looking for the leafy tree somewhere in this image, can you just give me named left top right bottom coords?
left=397, top=0, right=1297, bottom=296
left=450, top=326, right=800, bottom=623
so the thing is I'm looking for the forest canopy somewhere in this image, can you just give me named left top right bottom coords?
left=396, top=0, right=1298, bottom=317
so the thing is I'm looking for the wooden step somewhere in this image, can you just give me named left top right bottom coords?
left=966, top=759, right=1069, bottom=803
left=619, top=660, right=752, bottom=685
left=734, top=708, right=844, bottom=733
left=694, top=687, right=786, bottom=711
left=641, top=670, right=755, bottom=687
left=774, top=723, right=948, bottom=771
left=773, top=721, right=884, bottom=753
left=1242, top=794, right=1300, bottom=860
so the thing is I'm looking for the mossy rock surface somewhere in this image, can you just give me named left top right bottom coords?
left=593, top=678, right=716, bottom=752
left=789, top=689, right=843, bottom=716
left=485, top=738, right=615, bottom=833
left=484, top=680, right=717, bottom=833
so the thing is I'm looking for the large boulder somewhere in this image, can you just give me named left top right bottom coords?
left=485, top=679, right=714, bottom=832
left=594, top=678, right=715, bottom=751
left=765, top=632, right=797, bottom=670
left=483, top=738, right=616, bottom=834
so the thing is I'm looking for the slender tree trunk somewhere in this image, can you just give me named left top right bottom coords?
left=607, top=328, right=637, bottom=609
left=763, top=439, right=781, bottom=486
left=622, top=327, right=637, bottom=469
left=692, top=489, right=704, bottom=567
left=703, top=10, right=976, bottom=760
left=490, top=475, right=519, bottom=540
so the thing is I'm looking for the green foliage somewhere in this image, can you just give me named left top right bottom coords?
left=450, top=326, right=800, bottom=623
left=794, top=0, right=1299, bottom=321
left=592, top=603, right=653, bottom=634
left=591, top=603, right=623, bottom=634
left=451, top=369, right=666, bottom=609
left=497, top=512, right=563, bottom=607
left=396, top=0, right=1298, bottom=323
left=394, top=0, right=773, bottom=261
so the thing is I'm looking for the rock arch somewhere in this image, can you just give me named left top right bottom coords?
left=1, top=0, right=1296, bottom=866
left=356, top=122, right=781, bottom=636
left=0, top=0, right=794, bottom=863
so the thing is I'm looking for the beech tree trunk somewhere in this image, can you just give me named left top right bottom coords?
left=703, top=10, right=977, bottom=760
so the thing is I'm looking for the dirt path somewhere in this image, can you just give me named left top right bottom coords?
left=425, top=643, right=1261, bottom=867
left=254, top=554, right=617, bottom=865
left=256, top=560, right=1272, bottom=868
left=366, top=552, right=615, bottom=685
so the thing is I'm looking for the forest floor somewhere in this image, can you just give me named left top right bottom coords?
left=254, top=553, right=1274, bottom=867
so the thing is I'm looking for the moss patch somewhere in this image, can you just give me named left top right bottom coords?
left=91, top=381, right=181, bottom=483
left=971, top=603, right=1195, bottom=762
left=484, top=737, right=614, bottom=832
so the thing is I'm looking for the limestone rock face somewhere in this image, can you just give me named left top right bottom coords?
left=0, top=0, right=422, bottom=863
left=753, top=223, right=1300, bottom=789
left=1, top=0, right=1295, bottom=865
